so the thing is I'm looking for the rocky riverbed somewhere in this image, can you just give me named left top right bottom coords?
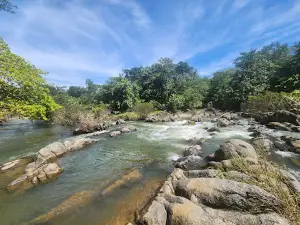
left=0, top=111, right=299, bottom=224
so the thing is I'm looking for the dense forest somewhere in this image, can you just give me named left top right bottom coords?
left=1, top=35, right=300, bottom=124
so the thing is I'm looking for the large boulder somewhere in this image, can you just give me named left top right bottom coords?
left=214, top=139, right=258, bottom=161
left=172, top=178, right=282, bottom=213
left=161, top=195, right=289, bottom=225
left=142, top=200, right=167, bottom=225
left=183, top=145, right=202, bottom=157
left=217, top=118, right=230, bottom=127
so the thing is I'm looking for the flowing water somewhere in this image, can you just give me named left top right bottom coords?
left=0, top=119, right=299, bottom=225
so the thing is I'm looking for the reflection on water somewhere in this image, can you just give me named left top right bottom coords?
left=0, top=119, right=299, bottom=224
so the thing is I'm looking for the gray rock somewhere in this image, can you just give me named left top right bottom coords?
left=7, top=174, right=32, bottom=192
left=280, top=170, right=300, bottom=194
left=214, top=139, right=258, bottom=161
left=110, top=131, right=122, bottom=137
left=141, top=200, right=167, bottom=225
left=291, top=125, right=300, bottom=133
left=43, top=163, right=62, bottom=180
left=183, top=145, right=203, bottom=157
left=207, top=126, right=220, bottom=132
left=116, top=119, right=126, bottom=125
left=1, top=157, right=34, bottom=173
left=251, top=137, right=274, bottom=153
left=175, top=156, right=207, bottom=170
left=217, top=118, right=230, bottom=127
left=172, top=178, right=282, bottom=213
left=266, top=122, right=291, bottom=131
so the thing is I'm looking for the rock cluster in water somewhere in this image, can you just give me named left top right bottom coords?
left=2, top=136, right=98, bottom=192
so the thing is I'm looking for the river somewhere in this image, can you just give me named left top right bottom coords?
left=0, top=119, right=299, bottom=225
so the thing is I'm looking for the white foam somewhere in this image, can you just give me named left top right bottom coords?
left=168, top=153, right=181, bottom=161
left=274, top=151, right=298, bottom=158
left=214, top=130, right=252, bottom=140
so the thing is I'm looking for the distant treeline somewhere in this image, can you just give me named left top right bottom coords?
left=1, top=36, right=299, bottom=122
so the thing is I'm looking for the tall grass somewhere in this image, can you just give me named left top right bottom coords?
left=227, top=144, right=300, bottom=225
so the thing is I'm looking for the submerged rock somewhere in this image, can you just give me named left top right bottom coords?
left=1, top=155, right=35, bottom=174
left=207, top=126, right=220, bottom=132
left=7, top=174, right=32, bottom=192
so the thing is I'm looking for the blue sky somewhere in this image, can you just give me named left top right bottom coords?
left=1, top=0, right=300, bottom=86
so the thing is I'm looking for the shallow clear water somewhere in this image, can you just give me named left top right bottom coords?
left=0, top=119, right=298, bottom=225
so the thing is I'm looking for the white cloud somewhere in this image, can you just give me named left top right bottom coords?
left=0, top=0, right=299, bottom=84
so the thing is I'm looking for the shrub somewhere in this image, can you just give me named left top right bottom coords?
left=92, top=103, right=110, bottom=118
left=242, top=91, right=300, bottom=114
left=167, top=94, right=185, bottom=112
left=133, top=102, right=155, bottom=119
left=117, top=112, right=140, bottom=121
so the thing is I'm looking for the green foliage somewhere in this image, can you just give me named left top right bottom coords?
left=116, top=112, right=140, bottom=121
left=167, top=94, right=185, bottom=112
left=242, top=91, right=300, bottom=113
left=133, top=102, right=155, bottom=119
left=101, top=76, right=139, bottom=111
left=205, top=42, right=300, bottom=111
left=0, top=0, right=17, bottom=13
left=0, top=38, right=60, bottom=120
left=205, top=69, right=235, bottom=110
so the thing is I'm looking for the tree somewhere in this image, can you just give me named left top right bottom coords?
left=101, top=76, right=139, bottom=111
left=67, top=86, right=86, bottom=98
left=206, top=69, right=235, bottom=110
left=0, top=0, right=17, bottom=13
left=0, top=38, right=60, bottom=120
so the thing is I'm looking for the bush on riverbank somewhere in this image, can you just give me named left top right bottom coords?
left=222, top=146, right=300, bottom=225
left=242, top=90, right=300, bottom=114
